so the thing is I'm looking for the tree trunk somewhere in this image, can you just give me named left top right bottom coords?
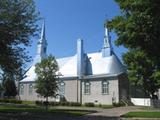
left=45, top=97, right=48, bottom=111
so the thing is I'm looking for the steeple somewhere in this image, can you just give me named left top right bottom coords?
left=34, top=20, right=47, bottom=63
left=102, top=25, right=112, bottom=57
left=103, top=27, right=110, bottom=48
left=40, top=19, right=45, bottom=40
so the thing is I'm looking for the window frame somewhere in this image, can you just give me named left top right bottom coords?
left=59, top=81, right=65, bottom=96
left=19, top=84, right=24, bottom=95
left=84, top=81, right=91, bottom=95
left=102, top=80, right=109, bottom=95
left=28, top=84, right=33, bottom=95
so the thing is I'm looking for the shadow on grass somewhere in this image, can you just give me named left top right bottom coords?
left=0, top=103, right=98, bottom=120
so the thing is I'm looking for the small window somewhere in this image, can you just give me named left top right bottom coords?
left=20, top=84, right=24, bottom=95
left=84, top=82, right=91, bottom=94
left=29, top=84, right=33, bottom=95
left=102, top=81, right=109, bottom=94
left=59, top=82, right=65, bottom=95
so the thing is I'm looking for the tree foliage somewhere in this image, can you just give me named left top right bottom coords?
left=108, top=0, right=160, bottom=98
left=0, top=0, right=39, bottom=77
left=2, top=75, right=17, bottom=97
left=35, top=55, right=59, bottom=110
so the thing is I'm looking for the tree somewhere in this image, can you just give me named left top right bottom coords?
left=122, top=49, right=159, bottom=98
left=107, top=0, right=160, bottom=99
left=0, top=0, right=39, bottom=77
left=2, top=75, right=17, bottom=97
left=0, top=83, right=4, bottom=96
left=35, top=55, right=59, bottom=110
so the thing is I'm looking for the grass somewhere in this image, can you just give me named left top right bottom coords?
left=0, top=104, right=92, bottom=116
left=20, top=100, right=114, bottom=109
left=98, top=104, right=113, bottom=109
left=122, top=111, right=160, bottom=118
left=22, top=101, right=35, bottom=105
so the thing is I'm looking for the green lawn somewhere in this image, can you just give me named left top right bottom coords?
left=99, top=104, right=113, bottom=109
left=122, top=111, right=160, bottom=118
left=0, top=104, right=92, bottom=116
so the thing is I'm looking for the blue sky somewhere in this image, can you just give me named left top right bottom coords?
left=29, top=0, right=127, bottom=62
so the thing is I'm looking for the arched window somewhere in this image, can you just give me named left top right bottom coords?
left=20, top=84, right=24, bottom=95
left=84, top=82, right=91, bottom=94
left=59, top=82, right=65, bottom=95
left=102, top=81, right=109, bottom=94
left=29, top=84, right=33, bottom=95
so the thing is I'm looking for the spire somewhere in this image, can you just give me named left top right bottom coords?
left=103, top=27, right=110, bottom=48
left=40, top=19, right=45, bottom=40
left=102, top=24, right=112, bottom=57
left=34, top=20, right=47, bottom=64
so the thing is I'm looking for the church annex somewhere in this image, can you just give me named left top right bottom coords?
left=20, top=21, right=129, bottom=105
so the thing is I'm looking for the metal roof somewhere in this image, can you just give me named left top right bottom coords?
left=21, top=52, right=125, bottom=82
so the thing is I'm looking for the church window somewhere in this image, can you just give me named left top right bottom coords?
left=84, top=82, right=91, bottom=94
left=20, top=84, right=24, bottom=95
left=102, top=81, right=109, bottom=94
left=59, top=82, right=65, bottom=95
left=29, top=84, right=33, bottom=95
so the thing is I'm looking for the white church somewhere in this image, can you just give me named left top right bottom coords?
left=20, top=21, right=129, bottom=105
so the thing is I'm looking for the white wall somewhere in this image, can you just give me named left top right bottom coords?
left=82, top=79, right=119, bottom=105
left=131, top=98, right=151, bottom=106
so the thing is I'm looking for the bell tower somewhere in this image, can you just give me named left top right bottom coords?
left=102, top=26, right=112, bottom=57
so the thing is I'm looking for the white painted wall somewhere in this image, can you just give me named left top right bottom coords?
left=82, top=79, right=119, bottom=105
left=131, top=98, right=151, bottom=106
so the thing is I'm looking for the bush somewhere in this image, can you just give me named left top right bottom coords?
left=0, top=99, right=9, bottom=103
left=35, top=101, right=82, bottom=107
left=50, top=101, right=60, bottom=106
left=99, top=103, right=102, bottom=107
left=35, top=100, right=43, bottom=106
left=84, top=102, right=95, bottom=107
left=8, top=99, right=22, bottom=104
left=43, top=101, right=49, bottom=106
left=0, top=99, right=22, bottom=104
left=60, top=101, right=70, bottom=106
left=113, top=101, right=125, bottom=107
left=70, top=102, right=81, bottom=106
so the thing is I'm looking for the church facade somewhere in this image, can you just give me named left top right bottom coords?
left=20, top=22, right=129, bottom=105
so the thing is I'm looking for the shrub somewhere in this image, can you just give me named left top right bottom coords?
left=35, top=101, right=82, bottom=107
left=0, top=99, right=9, bottom=103
left=50, top=101, right=60, bottom=106
left=84, top=102, right=95, bottom=107
left=70, top=102, right=81, bottom=106
left=0, top=99, right=22, bottom=104
left=60, top=101, right=70, bottom=106
left=35, top=100, right=43, bottom=106
left=43, top=101, right=49, bottom=106
left=8, top=99, right=22, bottom=104
left=113, top=101, right=125, bottom=107
left=99, top=103, right=102, bottom=107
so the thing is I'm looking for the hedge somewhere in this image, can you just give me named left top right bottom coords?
left=35, top=101, right=81, bottom=107
left=84, top=102, right=95, bottom=107
left=0, top=99, right=22, bottom=104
